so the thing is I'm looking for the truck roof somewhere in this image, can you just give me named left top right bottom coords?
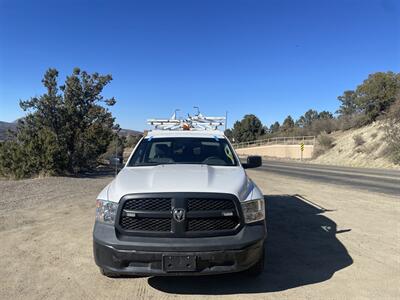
left=145, top=130, right=226, bottom=139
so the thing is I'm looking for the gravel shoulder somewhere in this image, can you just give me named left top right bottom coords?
left=0, top=170, right=399, bottom=299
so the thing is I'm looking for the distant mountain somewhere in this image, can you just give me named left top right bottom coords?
left=0, top=120, right=142, bottom=141
left=118, top=128, right=143, bottom=137
left=0, top=121, right=18, bottom=141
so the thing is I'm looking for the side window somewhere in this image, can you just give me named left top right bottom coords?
left=128, top=140, right=148, bottom=165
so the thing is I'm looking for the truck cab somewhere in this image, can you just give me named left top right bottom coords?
left=93, top=122, right=266, bottom=277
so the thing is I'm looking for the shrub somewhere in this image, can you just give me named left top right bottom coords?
left=355, top=144, right=375, bottom=154
left=317, top=132, right=335, bottom=149
left=355, top=147, right=365, bottom=154
left=353, top=134, right=365, bottom=147
left=363, top=143, right=378, bottom=155
left=311, top=118, right=338, bottom=135
left=312, top=132, right=335, bottom=158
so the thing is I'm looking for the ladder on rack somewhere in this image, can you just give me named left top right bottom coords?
left=147, top=110, right=225, bottom=131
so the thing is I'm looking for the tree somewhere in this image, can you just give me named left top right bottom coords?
left=356, top=71, right=400, bottom=122
left=296, top=109, right=319, bottom=128
left=126, top=134, right=142, bottom=148
left=103, top=133, right=126, bottom=161
left=269, top=121, right=280, bottom=133
left=318, top=111, right=333, bottom=119
left=232, top=114, right=264, bottom=143
left=0, top=68, right=117, bottom=178
left=282, top=115, right=295, bottom=132
left=337, top=90, right=358, bottom=116
left=224, top=129, right=233, bottom=141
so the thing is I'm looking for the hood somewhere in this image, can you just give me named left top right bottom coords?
left=107, top=164, right=252, bottom=202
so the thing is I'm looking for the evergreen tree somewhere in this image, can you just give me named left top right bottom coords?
left=0, top=68, right=117, bottom=178
left=282, top=115, right=295, bottom=132
left=356, top=71, right=400, bottom=122
left=232, top=114, right=264, bottom=143
left=337, top=90, right=358, bottom=116
left=269, top=121, right=280, bottom=133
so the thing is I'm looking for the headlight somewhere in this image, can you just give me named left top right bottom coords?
left=241, top=199, right=265, bottom=224
left=96, top=199, right=118, bottom=224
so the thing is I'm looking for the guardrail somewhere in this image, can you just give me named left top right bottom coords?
left=232, top=136, right=316, bottom=149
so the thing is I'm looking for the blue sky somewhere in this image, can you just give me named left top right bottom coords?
left=1, top=0, right=399, bottom=130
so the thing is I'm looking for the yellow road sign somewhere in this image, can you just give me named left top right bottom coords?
left=300, top=142, right=304, bottom=152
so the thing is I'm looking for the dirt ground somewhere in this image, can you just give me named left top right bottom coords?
left=0, top=169, right=399, bottom=300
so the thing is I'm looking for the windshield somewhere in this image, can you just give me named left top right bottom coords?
left=127, top=137, right=237, bottom=167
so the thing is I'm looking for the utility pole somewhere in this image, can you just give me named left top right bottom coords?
left=225, top=111, right=228, bottom=131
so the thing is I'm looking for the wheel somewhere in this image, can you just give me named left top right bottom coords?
left=99, top=267, right=120, bottom=278
left=244, top=247, right=265, bottom=277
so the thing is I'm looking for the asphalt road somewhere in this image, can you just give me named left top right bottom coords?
left=253, top=160, right=400, bottom=196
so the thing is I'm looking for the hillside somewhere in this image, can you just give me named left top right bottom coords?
left=118, top=128, right=142, bottom=137
left=312, top=121, right=399, bottom=169
left=0, top=121, right=17, bottom=141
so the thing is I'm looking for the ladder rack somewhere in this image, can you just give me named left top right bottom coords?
left=147, top=111, right=225, bottom=131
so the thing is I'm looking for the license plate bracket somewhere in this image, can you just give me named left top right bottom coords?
left=162, top=255, right=197, bottom=272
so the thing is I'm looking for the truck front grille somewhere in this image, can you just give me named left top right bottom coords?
left=123, top=198, right=171, bottom=211
left=187, top=218, right=238, bottom=231
left=120, top=216, right=171, bottom=232
left=187, top=198, right=235, bottom=211
left=118, top=194, right=241, bottom=237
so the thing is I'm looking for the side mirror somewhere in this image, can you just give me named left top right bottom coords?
left=242, top=155, right=262, bottom=169
left=109, top=156, right=123, bottom=166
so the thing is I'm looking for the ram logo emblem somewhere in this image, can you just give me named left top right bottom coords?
left=172, top=208, right=186, bottom=222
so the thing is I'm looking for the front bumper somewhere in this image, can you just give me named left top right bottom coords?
left=93, top=221, right=266, bottom=276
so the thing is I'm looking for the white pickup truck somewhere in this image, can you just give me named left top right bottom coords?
left=93, top=127, right=266, bottom=277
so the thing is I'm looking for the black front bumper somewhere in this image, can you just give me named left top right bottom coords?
left=93, top=222, right=266, bottom=276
